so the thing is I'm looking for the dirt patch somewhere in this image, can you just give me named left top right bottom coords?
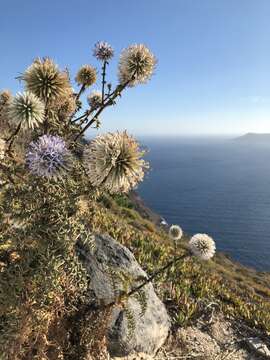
left=154, top=314, right=269, bottom=360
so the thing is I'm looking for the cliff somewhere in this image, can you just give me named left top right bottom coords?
left=95, top=192, right=270, bottom=358
left=235, top=133, right=270, bottom=143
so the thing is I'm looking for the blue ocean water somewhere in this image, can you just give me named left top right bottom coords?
left=137, top=136, right=270, bottom=271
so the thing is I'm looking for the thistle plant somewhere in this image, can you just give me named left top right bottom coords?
left=93, top=41, right=114, bottom=61
left=169, top=224, right=183, bottom=255
left=83, top=131, right=149, bottom=193
left=0, top=41, right=217, bottom=359
left=118, top=44, right=157, bottom=86
left=169, top=224, right=183, bottom=242
left=0, top=90, right=12, bottom=114
left=26, top=134, right=72, bottom=178
left=8, top=91, right=45, bottom=130
left=75, top=65, right=97, bottom=86
left=87, top=90, right=103, bottom=109
left=22, top=57, right=72, bottom=103
left=189, top=233, right=216, bottom=260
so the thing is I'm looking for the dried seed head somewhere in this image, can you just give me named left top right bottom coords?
left=22, top=58, right=72, bottom=103
left=93, top=41, right=114, bottom=61
left=118, top=44, right=157, bottom=87
left=84, top=131, right=149, bottom=193
left=75, top=65, right=97, bottom=87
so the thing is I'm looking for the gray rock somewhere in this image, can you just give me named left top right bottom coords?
left=77, top=234, right=170, bottom=357
left=245, top=338, right=270, bottom=358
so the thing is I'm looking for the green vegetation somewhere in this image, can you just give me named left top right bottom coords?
left=1, top=178, right=270, bottom=358
left=96, top=195, right=270, bottom=334
left=0, top=43, right=269, bottom=359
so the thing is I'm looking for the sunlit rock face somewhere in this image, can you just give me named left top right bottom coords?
left=76, top=233, right=170, bottom=357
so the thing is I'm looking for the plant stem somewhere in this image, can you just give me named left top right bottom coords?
left=76, top=84, right=86, bottom=102
left=92, top=253, right=190, bottom=311
left=6, top=121, right=22, bottom=152
left=74, top=78, right=132, bottom=142
left=43, top=98, right=50, bottom=133
left=71, top=110, right=90, bottom=124
left=101, top=61, right=107, bottom=103
left=126, top=253, right=189, bottom=298
left=69, top=84, right=86, bottom=123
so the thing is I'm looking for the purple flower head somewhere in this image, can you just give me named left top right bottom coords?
left=26, top=135, right=72, bottom=179
left=93, top=41, right=114, bottom=61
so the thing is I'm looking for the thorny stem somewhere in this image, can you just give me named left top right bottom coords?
left=101, top=61, right=107, bottom=103
left=74, top=76, right=134, bottom=142
left=76, top=84, right=86, bottom=102
left=71, top=108, right=95, bottom=125
left=71, top=110, right=90, bottom=124
left=6, top=122, right=22, bottom=142
left=69, top=84, right=86, bottom=123
left=90, top=253, right=190, bottom=312
left=125, top=253, right=189, bottom=298
left=43, top=98, right=49, bottom=134
left=6, top=121, right=22, bottom=153
left=71, top=86, right=113, bottom=125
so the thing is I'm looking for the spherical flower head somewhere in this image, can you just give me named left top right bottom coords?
left=8, top=92, right=45, bottom=129
left=0, top=90, right=12, bottom=123
left=75, top=65, right=97, bottom=87
left=189, top=234, right=216, bottom=260
left=22, top=58, right=72, bottom=103
left=51, top=91, right=77, bottom=120
left=83, top=131, right=149, bottom=194
left=87, top=90, right=102, bottom=109
left=93, top=41, right=114, bottom=61
left=169, top=225, right=183, bottom=241
left=0, top=90, right=12, bottom=107
left=118, top=44, right=157, bottom=87
left=26, top=135, right=72, bottom=179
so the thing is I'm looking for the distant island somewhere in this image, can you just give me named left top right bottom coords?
left=235, top=133, right=270, bottom=142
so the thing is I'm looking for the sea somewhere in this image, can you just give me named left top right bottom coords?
left=137, top=136, right=270, bottom=271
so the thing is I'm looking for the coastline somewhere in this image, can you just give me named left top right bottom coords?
left=129, top=191, right=270, bottom=289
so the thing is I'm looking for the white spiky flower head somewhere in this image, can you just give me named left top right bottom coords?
left=118, top=44, right=157, bottom=87
left=8, top=92, right=45, bottom=129
left=93, top=41, right=114, bottom=61
left=83, top=131, right=149, bottom=194
left=22, top=58, right=72, bottom=103
left=75, top=65, right=97, bottom=87
left=169, top=225, right=183, bottom=241
left=87, top=90, right=102, bottom=109
left=189, top=234, right=216, bottom=260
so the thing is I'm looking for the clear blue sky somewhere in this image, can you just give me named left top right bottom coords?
left=1, top=0, right=270, bottom=135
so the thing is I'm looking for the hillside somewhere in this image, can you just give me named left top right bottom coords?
left=1, top=128, right=270, bottom=359
left=93, top=193, right=270, bottom=358
left=236, top=133, right=270, bottom=143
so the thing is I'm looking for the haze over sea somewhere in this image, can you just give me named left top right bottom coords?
left=137, top=136, right=270, bottom=271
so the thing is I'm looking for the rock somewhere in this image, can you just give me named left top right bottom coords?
left=245, top=338, right=270, bottom=358
left=76, top=234, right=170, bottom=357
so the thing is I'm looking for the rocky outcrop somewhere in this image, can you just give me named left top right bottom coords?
left=245, top=338, right=270, bottom=359
left=76, top=234, right=170, bottom=357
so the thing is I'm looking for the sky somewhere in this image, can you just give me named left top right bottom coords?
left=1, top=0, right=270, bottom=136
